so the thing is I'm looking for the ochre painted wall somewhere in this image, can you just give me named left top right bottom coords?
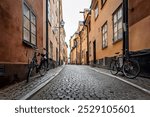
left=89, top=0, right=123, bottom=62
left=129, top=0, right=150, bottom=51
left=0, top=0, right=43, bottom=64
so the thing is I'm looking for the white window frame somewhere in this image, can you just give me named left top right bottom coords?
left=113, top=6, right=123, bottom=43
left=23, top=2, right=37, bottom=46
left=94, top=3, right=99, bottom=19
left=102, top=22, right=108, bottom=48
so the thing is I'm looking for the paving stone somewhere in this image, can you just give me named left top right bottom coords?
left=30, top=65, right=150, bottom=100
left=0, top=66, right=64, bottom=100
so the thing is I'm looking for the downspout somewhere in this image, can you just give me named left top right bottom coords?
left=46, top=0, right=49, bottom=66
left=123, top=0, right=129, bottom=59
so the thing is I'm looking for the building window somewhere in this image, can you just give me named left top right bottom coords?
left=48, top=0, right=51, bottom=24
left=102, top=22, right=108, bottom=48
left=23, top=2, right=37, bottom=46
left=101, top=0, right=107, bottom=8
left=74, top=39, right=77, bottom=47
left=50, top=41, right=53, bottom=59
left=94, top=3, right=99, bottom=19
left=113, top=6, right=123, bottom=43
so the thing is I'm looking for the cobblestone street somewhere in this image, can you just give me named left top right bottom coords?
left=30, top=65, right=150, bottom=100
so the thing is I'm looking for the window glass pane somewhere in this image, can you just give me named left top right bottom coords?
left=31, top=24, right=36, bottom=34
left=102, top=28, right=105, bottom=34
left=118, top=7, right=122, bottom=19
left=31, top=13, right=36, bottom=25
left=118, top=20, right=122, bottom=30
left=48, top=0, right=51, bottom=23
left=31, top=34, right=36, bottom=45
left=95, top=4, right=99, bottom=19
left=23, top=4, right=29, bottom=18
left=113, top=14, right=117, bottom=23
left=105, top=24, right=107, bottom=32
left=24, top=16, right=30, bottom=29
left=23, top=28, right=30, bottom=42
left=114, top=24, right=117, bottom=33
left=114, top=32, right=117, bottom=41
left=118, top=29, right=123, bottom=39
left=102, top=0, right=106, bottom=5
left=105, top=33, right=107, bottom=39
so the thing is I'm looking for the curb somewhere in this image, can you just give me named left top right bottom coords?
left=90, top=67, right=150, bottom=95
left=20, top=66, right=65, bottom=100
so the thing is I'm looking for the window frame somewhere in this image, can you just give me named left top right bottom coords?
left=112, top=5, right=123, bottom=44
left=22, top=0, right=37, bottom=47
left=94, top=2, right=99, bottom=20
left=101, top=0, right=107, bottom=9
left=101, top=22, right=108, bottom=49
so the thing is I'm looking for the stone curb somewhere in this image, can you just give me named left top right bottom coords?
left=89, top=67, right=150, bottom=95
left=19, top=65, right=65, bottom=100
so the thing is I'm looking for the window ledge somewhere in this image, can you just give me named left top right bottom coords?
left=101, top=1, right=107, bottom=9
left=112, top=38, right=123, bottom=44
left=23, top=40, right=37, bottom=48
left=102, top=46, right=108, bottom=50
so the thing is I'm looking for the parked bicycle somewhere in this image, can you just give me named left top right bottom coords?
left=27, top=48, right=47, bottom=83
left=110, top=52, right=140, bottom=79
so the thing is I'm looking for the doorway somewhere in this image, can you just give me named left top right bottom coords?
left=93, top=40, right=96, bottom=64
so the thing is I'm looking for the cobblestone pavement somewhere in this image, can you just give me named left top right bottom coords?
left=30, top=65, right=150, bottom=100
left=91, top=66, right=150, bottom=91
left=0, top=66, right=64, bottom=100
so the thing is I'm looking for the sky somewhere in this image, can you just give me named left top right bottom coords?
left=62, top=0, right=91, bottom=56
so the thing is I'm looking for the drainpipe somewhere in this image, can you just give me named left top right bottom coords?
left=76, top=39, right=77, bottom=65
left=84, top=24, right=89, bottom=65
left=46, top=0, right=49, bottom=66
left=58, top=0, right=61, bottom=66
left=123, top=0, right=129, bottom=59
left=79, top=32, right=82, bottom=65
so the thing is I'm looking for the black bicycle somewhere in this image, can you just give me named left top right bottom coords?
left=27, top=48, right=47, bottom=83
left=110, top=52, right=140, bottom=79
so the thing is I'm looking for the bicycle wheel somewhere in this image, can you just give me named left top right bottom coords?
left=27, top=67, right=33, bottom=83
left=39, top=61, right=47, bottom=76
left=123, top=59, right=140, bottom=79
left=110, top=60, right=119, bottom=75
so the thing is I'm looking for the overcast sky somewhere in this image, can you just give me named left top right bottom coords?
left=62, top=0, right=91, bottom=54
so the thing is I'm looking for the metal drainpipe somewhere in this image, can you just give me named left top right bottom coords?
left=84, top=24, right=89, bottom=65
left=59, top=0, right=61, bottom=66
left=123, top=0, right=129, bottom=59
left=79, top=32, right=82, bottom=65
left=76, top=39, right=77, bottom=65
left=46, top=0, right=49, bottom=67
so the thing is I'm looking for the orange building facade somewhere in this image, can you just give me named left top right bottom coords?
left=0, top=0, right=66, bottom=87
left=70, top=34, right=77, bottom=64
left=0, top=0, right=44, bottom=86
left=71, top=0, right=150, bottom=76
